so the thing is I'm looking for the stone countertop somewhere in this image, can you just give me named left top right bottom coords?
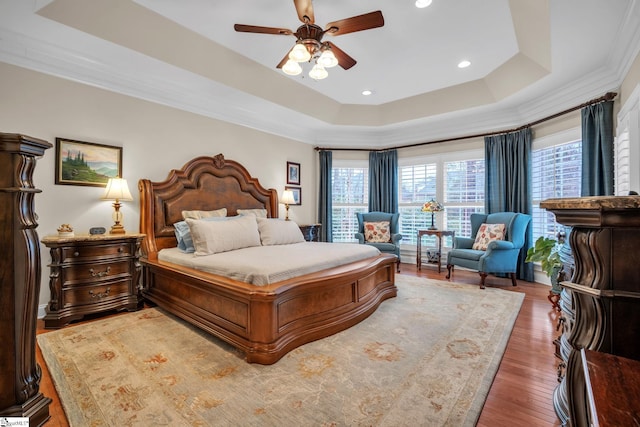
left=541, top=196, right=640, bottom=210
left=41, top=233, right=145, bottom=244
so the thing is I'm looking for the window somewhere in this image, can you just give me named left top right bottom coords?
left=398, top=163, right=437, bottom=245
left=532, top=131, right=582, bottom=240
left=331, top=162, right=368, bottom=242
left=444, top=159, right=485, bottom=237
left=398, top=153, right=484, bottom=246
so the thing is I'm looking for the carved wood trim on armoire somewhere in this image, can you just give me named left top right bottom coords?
left=0, top=133, right=52, bottom=425
left=541, top=196, right=640, bottom=427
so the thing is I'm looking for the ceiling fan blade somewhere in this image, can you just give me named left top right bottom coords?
left=293, top=0, right=314, bottom=24
left=324, top=11, right=384, bottom=36
left=234, top=24, right=293, bottom=36
left=326, top=42, right=357, bottom=70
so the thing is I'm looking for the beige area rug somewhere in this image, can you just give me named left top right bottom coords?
left=38, top=275, right=524, bottom=427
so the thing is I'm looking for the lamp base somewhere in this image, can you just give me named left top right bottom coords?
left=109, top=224, right=126, bottom=234
left=428, top=212, right=437, bottom=230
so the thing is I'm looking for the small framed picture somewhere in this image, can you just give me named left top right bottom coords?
left=55, top=138, right=123, bottom=187
left=287, top=161, right=301, bottom=185
left=285, top=186, right=301, bottom=205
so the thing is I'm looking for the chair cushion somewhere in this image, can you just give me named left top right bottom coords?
left=472, top=223, right=506, bottom=250
left=365, top=242, right=397, bottom=253
left=449, top=248, right=486, bottom=261
left=364, top=221, right=391, bottom=243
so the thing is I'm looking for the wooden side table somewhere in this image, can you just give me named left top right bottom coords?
left=41, top=233, right=145, bottom=328
left=417, top=229, right=455, bottom=273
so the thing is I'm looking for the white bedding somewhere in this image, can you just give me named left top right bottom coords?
left=157, top=242, right=381, bottom=285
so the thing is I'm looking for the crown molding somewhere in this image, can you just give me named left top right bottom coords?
left=1, top=0, right=639, bottom=150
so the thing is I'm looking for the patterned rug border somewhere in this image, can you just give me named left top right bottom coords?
left=38, top=276, right=524, bottom=426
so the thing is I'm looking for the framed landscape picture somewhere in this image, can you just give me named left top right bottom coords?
left=287, top=161, right=300, bottom=185
left=55, top=138, right=123, bottom=187
left=285, top=186, right=301, bottom=205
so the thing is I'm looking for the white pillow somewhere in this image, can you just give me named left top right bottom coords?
left=237, top=208, right=268, bottom=218
left=182, top=208, right=227, bottom=220
left=257, top=218, right=305, bottom=246
left=186, top=215, right=260, bottom=256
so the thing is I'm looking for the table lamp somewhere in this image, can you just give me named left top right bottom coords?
left=421, top=198, right=443, bottom=230
left=281, top=190, right=296, bottom=221
left=101, top=178, right=133, bottom=234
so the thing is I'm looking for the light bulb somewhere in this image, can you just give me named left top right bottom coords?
left=317, top=50, right=338, bottom=68
left=289, top=43, right=311, bottom=62
left=282, top=59, right=302, bottom=75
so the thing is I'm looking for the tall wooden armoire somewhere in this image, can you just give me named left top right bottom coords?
left=541, top=196, right=640, bottom=426
left=0, top=133, right=52, bottom=425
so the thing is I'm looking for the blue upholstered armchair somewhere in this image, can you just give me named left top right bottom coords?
left=445, top=212, right=531, bottom=289
left=355, top=212, right=403, bottom=272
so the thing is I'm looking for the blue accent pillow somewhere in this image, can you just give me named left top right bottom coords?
left=174, top=220, right=195, bottom=253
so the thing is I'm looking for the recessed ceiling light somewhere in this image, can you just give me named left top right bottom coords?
left=458, top=60, right=471, bottom=68
left=415, top=0, right=433, bottom=8
left=362, top=90, right=373, bottom=96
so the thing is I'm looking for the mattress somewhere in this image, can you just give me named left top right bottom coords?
left=157, top=241, right=381, bottom=285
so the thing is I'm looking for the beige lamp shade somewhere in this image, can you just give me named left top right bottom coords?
left=281, top=190, right=296, bottom=205
left=101, top=178, right=133, bottom=201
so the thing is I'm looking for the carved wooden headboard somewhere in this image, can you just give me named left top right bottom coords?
left=138, top=153, right=278, bottom=258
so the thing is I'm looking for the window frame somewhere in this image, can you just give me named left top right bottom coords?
left=531, top=127, right=581, bottom=242
left=330, top=159, right=369, bottom=243
left=398, top=149, right=484, bottom=248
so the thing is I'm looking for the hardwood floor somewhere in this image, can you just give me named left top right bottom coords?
left=35, top=263, right=562, bottom=426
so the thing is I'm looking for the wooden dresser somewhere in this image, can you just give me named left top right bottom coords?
left=541, top=196, right=640, bottom=426
left=582, top=349, right=640, bottom=426
left=0, top=133, right=52, bottom=425
left=41, top=233, right=145, bottom=328
left=298, top=223, right=322, bottom=242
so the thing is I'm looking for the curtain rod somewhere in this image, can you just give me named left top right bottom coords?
left=314, top=91, right=617, bottom=152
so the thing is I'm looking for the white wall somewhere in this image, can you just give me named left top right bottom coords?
left=0, top=62, right=317, bottom=311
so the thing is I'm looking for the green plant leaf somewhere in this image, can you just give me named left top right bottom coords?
left=525, top=236, right=563, bottom=277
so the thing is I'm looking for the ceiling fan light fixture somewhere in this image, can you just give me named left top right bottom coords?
left=289, top=43, right=311, bottom=62
left=309, top=64, right=328, bottom=80
left=415, top=0, right=433, bottom=8
left=318, top=49, right=338, bottom=68
left=282, top=59, right=302, bottom=75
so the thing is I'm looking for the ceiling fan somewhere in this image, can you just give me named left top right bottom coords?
left=234, top=0, right=384, bottom=80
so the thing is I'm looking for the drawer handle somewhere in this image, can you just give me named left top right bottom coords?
left=89, top=287, right=111, bottom=299
left=89, top=266, right=111, bottom=278
left=118, top=247, right=124, bottom=253
left=74, top=251, right=80, bottom=257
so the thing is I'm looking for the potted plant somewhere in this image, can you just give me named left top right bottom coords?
left=526, top=236, right=564, bottom=309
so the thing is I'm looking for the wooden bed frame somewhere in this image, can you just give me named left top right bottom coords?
left=138, top=153, right=397, bottom=364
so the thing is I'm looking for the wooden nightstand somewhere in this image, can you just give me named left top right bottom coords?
left=299, top=224, right=322, bottom=242
left=41, top=233, right=145, bottom=329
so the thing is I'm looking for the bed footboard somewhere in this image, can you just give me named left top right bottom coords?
left=141, top=254, right=397, bottom=364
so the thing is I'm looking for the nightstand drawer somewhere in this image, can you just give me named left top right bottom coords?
left=62, top=243, right=132, bottom=262
left=63, top=259, right=131, bottom=283
left=61, top=280, right=131, bottom=307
